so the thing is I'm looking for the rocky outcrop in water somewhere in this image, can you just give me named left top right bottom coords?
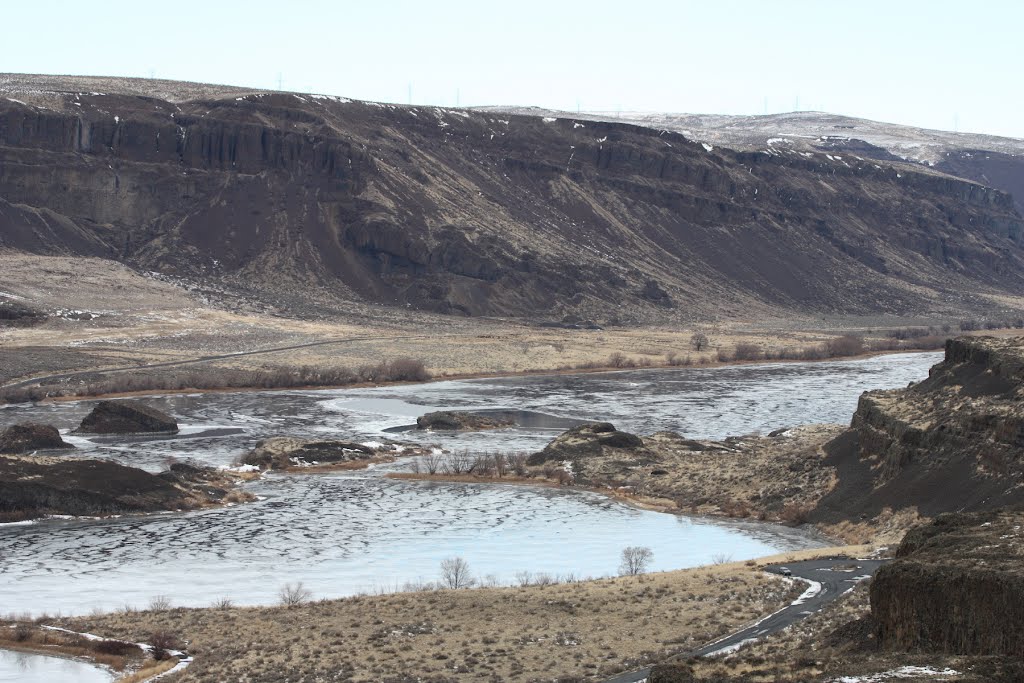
left=528, top=422, right=644, bottom=464
left=0, top=423, right=73, bottom=453
left=415, top=411, right=515, bottom=432
left=74, top=400, right=179, bottom=435
left=241, top=436, right=377, bottom=470
left=813, top=336, right=1024, bottom=522
left=0, top=454, right=244, bottom=521
left=1, top=75, right=1023, bottom=320
left=871, top=510, right=1024, bottom=658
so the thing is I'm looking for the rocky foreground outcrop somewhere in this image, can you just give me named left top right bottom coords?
left=0, top=454, right=247, bottom=521
left=74, top=400, right=179, bottom=435
left=240, top=437, right=377, bottom=470
left=814, top=336, right=1024, bottom=522
left=415, top=411, right=515, bottom=432
left=872, top=510, right=1024, bottom=658
left=0, top=423, right=73, bottom=453
left=527, top=422, right=643, bottom=464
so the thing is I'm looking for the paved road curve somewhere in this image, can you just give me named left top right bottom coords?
left=604, top=558, right=887, bottom=683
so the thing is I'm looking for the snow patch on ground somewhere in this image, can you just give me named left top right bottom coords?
left=701, top=142, right=714, bottom=152
left=831, top=666, right=959, bottom=682
left=707, top=636, right=758, bottom=656
left=218, top=464, right=261, bottom=473
left=542, top=117, right=557, bottom=123
left=792, top=579, right=822, bottom=605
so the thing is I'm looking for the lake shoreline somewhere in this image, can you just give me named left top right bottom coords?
left=15, top=346, right=938, bottom=406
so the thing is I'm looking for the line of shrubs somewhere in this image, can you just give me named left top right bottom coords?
left=0, top=358, right=430, bottom=404
left=716, top=333, right=948, bottom=363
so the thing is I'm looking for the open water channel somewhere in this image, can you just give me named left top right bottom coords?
left=0, top=352, right=939, bottom=620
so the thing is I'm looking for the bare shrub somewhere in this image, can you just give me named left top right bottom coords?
left=386, top=358, right=431, bottom=382
left=149, top=631, right=183, bottom=660
left=960, top=319, right=981, bottom=332
left=439, top=557, right=474, bottom=589
left=826, top=334, right=864, bottom=357
left=716, top=348, right=733, bottom=362
left=442, top=451, right=474, bottom=475
left=509, top=453, right=529, bottom=476
left=690, top=332, right=710, bottom=352
left=710, top=553, right=733, bottom=565
left=619, top=546, right=654, bottom=576
left=93, top=639, right=139, bottom=656
left=732, top=342, right=762, bottom=361
left=278, top=582, right=312, bottom=607
left=556, top=469, right=574, bottom=486
left=515, top=570, right=533, bottom=587
left=492, top=452, right=507, bottom=477
left=720, top=500, right=751, bottom=518
left=533, top=572, right=555, bottom=586
left=212, top=597, right=234, bottom=610
left=422, top=452, right=442, bottom=475
left=148, top=595, right=172, bottom=611
left=608, top=352, right=636, bottom=368
left=780, top=503, right=811, bottom=525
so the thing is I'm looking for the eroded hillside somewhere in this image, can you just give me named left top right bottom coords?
left=2, top=74, right=1023, bottom=321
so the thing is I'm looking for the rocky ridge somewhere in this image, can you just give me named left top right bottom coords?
left=1, top=74, right=1023, bottom=320
left=813, top=336, right=1024, bottom=522
left=872, top=510, right=1024, bottom=658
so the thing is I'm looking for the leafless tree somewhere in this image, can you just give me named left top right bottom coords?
left=619, top=546, right=654, bottom=576
left=439, top=557, right=475, bottom=589
left=148, top=595, right=171, bottom=611
left=492, top=452, right=508, bottom=477
left=510, top=453, right=529, bottom=476
left=422, top=452, right=442, bottom=475
left=443, top=451, right=474, bottom=475
left=278, top=581, right=312, bottom=607
left=690, top=332, right=710, bottom=352
left=710, top=552, right=733, bottom=565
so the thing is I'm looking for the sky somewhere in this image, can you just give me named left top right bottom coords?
left=3, top=0, right=1021, bottom=138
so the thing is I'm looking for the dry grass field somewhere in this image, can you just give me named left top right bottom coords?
left=56, top=565, right=801, bottom=683
left=0, top=253, right=980, bottom=402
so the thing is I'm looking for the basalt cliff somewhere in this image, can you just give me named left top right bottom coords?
left=1, top=74, right=1023, bottom=320
left=814, top=335, right=1024, bottom=522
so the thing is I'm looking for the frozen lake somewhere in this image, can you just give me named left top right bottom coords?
left=0, top=352, right=939, bottom=616
left=0, top=649, right=111, bottom=683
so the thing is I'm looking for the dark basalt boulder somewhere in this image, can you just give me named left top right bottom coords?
left=0, top=454, right=246, bottom=521
left=415, top=411, right=515, bottom=432
left=241, top=437, right=377, bottom=470
left=74, top=400, right=179, bottom=435
left=528, top=422, right=644, bottom=464
left=0, top=423, right=74, bottom=454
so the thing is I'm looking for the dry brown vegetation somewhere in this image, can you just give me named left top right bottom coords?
left=58, top=565, right=801, bottom=683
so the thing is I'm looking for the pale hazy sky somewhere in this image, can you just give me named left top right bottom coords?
left=4, top=0, right=1021, bottom=137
